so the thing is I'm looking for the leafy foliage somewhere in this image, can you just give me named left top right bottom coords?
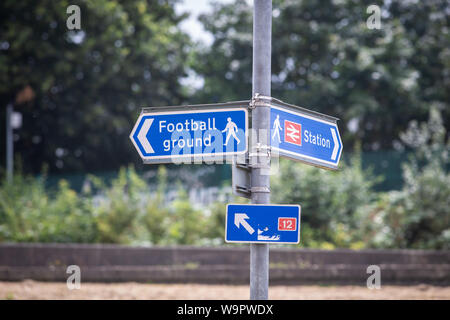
left=0, top=172, right=97, bottom=243
left=0, top=1, right=448, bottom=249
left=0, top=0, right=191, bottom=173
left=88, top=166, right=145, bottom=243
left=141, top=166, right=170, bottom=245
left=271, top=152, right=380, bottom=249
left=193, top=0, right=449, bottom=152
left=363, top=108, right=450, bottom=249
left=0, top=133, right=448, bottom=249
left=167, top=186, right=205, bottom=245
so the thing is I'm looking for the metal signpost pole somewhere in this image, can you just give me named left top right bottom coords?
left=250, top=0, right=272, bottom=300
left=129, top=0, right=341, bottom=302
left=6, top=103, right=13, bottom=183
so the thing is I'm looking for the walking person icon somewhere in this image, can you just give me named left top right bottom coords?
left=222, top=117, right=241, bottom=145
left=272, top=114, right=282, bottom=143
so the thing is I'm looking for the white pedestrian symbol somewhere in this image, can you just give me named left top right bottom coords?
left=272, top=115, right=282, bottom=143
left=222, top=117, right=241, bottom=145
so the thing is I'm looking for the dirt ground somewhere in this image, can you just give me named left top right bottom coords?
left=1, top=281, right=449, bottom=300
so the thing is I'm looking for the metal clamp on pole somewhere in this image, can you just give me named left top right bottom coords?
left=248, top=93, right=259, bottom=110
left=250, top=186, right=270, bottom=193
left=250, top=93, right=272, bottom=108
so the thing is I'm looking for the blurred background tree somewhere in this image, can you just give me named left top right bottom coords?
left=2, top=0, right=448, bottom=175
left=271, top=152, right=381, bottom=249
left=0, top=0, right=448, bottom=249
left=362, top=107, right=450, bottom=249
left=141, top=165, right=171, bottom=245
left=0, top=169, right=97, bottom=243
left=192, top=0, right=449, bottom=152
left=0, top=0, right=191, bottom=173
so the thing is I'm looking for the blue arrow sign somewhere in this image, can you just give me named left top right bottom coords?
left=130, top=108, right=248, bottom=163
left=225, top=204, right=301, bottom=244
left=270, top=106, right=343, bottom=169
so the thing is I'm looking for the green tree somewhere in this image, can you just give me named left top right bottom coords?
left=91, top=165, right=145, bottom=244
left=271, top=154, right=380, bottom=248
left=204, top=201, right=226, bottom=244
left=167, top=185, right=206, bottom=245
left=366, top=107, right=450, bottom=249
left=0, top=0, right=191, bottom=173
left=0, top=171, right=97, bottom=243
left=193, top=0, right=449, bottom=152
left=141, top=166, right=170, bottom=245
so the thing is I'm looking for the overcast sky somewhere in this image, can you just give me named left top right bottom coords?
left=175, top=0, right=237, bottom=44
left=175, top=0, right=253, bottom=89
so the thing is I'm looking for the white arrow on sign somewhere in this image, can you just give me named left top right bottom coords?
left=286, top=124, right=300, bottom=142
left=330, top=128, right=338, bottom=161
left=138, top=118, right=154, bottom=154
left=234, top=213, right=255, bottom=235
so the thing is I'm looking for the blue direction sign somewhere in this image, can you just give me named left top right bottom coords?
left=130, top=108, right=248, bottom=163
left=270, top=105, right=343, bottom=170
left=225, top=204, right=301, bottom=244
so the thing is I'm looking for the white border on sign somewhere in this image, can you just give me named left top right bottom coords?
left=271, top=105, right=343, bottom=168
left=224, top=203, right=301, bottom=244
left=129, top=108, right=249, bottom=161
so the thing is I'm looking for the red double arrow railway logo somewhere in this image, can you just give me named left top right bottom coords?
left=284, top=120, right=302, bottom=146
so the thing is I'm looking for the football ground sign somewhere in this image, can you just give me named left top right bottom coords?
left=130, top=105, right=248, bottom=163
